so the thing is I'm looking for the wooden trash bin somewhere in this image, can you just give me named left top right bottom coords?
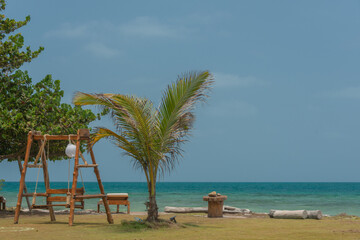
left=203, top=195, right=227, bottom=218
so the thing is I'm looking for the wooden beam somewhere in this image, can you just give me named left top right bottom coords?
left=47, top=188, right=84, bottom=194
left=89, top=143, right=113, bottom=224
left=42, top=151, right=56, bottom=222
left=69, top=133, right=81, bottom=226
left=33, top=135, right=89, bottom=141
left=31, top=205, right=49, bottom=209
left=76, top=164, right=98, bottom=168
left=22, top=193, right=47, bottom=197
left=73, top=194, right=106, bottom=199
left=27, top=164, right=43, bottom=168
left=17, top=157, right=31, bottom=211
left=48, top=196, right=83, bottom=202
left=14, top=131, right=33, bottom=224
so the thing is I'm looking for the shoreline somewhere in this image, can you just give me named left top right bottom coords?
left=0, top=208, right=339, bottom=218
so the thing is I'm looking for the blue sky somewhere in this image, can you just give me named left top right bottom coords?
left=1, top=0, right=360, bottom=182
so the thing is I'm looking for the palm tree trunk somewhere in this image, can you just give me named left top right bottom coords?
left=146, top=183, right=158, bottom=222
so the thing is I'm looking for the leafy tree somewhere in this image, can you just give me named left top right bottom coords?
left=0, top=0, right=43, bottom=75
left=0, top=71, right=98, bottom=161
left=0, top=0, right=97, bottom=162
left=73, top=71, right=213, bottom=221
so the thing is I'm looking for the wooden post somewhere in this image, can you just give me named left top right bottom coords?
left=17, top=157, right=31, bottom=211
left=89, top=144, right=113, bottom=224
left=14, top=131, right=33, bottom=224
left=68, top=133, right=81, bottom=226
left=41, top=150, right=56, bottom=221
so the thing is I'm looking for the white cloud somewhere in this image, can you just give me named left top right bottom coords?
left=214, top=73, right=265, bottom=88
left=45, top=22, right=91, bottom=38
left=45, top=15, right=205, bottom=40
left=83, top=42, right=119, bottom=58
left=207, top=100, right=258, bottom=117
left=119, top=16, right=179, bottom=38
left=326, top=86, right=360, bottom=99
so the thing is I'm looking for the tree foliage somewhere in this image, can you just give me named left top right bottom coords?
left=0, top=0, right=43, bottom=75
left=73, top=71, right=213, bottom=221
left=0, top=0, right=97, bottom=162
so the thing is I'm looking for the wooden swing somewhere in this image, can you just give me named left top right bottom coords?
left=14, top=129, right=113, bottom=226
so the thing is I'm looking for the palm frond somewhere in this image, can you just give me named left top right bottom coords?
left=156, top=71, right=213, bottom=174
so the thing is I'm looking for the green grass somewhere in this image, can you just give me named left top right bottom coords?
left=1, top=213, right=360, bottom=239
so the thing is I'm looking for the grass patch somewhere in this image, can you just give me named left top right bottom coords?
left=182, top=222, right=200, bottom=228
left=119, top=218, right=180, bottom=232
left=2, top=213, right=360, bottom=239
left=120, top=220, right=151, bottom=232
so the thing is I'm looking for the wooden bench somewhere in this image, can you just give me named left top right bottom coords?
left=31, top=188, right=85, bottom=209
left=97, top=193, right=130, bottom=214
left=47, top=188, right=85, bottom=209
left=0, top=196, right=6, bottom=210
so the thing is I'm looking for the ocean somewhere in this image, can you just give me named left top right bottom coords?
left=1, top=182, right=359, bottom=216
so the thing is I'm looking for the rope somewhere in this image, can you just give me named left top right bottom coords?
left=47, top=135, right=50, bottom=160
left=34, top=165, right=41, bottom=194
left=79, top=169, right=85, bottom=192
left=41, top=134, right=50, bottom=162
left=68, top=136, right=71, bottom=193
left=68, top=156, right=71, bottom=192
left=33, top=135, right=48, bottom=207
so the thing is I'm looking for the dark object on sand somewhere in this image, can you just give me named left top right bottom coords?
left=170, top=216, right=177, bottom=223
left=134, top=217, right=143, bottom=223
left=0, top=196, right=6, bottom=210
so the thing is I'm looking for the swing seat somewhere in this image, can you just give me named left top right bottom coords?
left=31, top=205, right=49, bottom=209
left=47, top=188, right=85, bottom=209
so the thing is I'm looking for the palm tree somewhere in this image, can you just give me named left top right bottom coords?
left=73, top=71, right=213, bottom=222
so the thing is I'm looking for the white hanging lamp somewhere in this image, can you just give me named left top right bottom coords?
left=65, top=136, right=76, bottom=158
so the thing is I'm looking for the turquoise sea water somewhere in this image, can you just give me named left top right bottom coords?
left=1, top=182, right=360, bottom=216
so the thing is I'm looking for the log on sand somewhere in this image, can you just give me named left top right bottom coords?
left=164, top=206, right=208, bottom=213
left=269, top=210, right=308, bottom=219
left=269, top=210, right=322, bottom=219
left=307, top=210, right=322, bottom=220
left=164, top=206, right=252, bottom=214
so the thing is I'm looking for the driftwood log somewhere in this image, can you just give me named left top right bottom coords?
left=306, top=210, right=322, bottom=220
left=164, top=206, right=251, bottom=214
left=269, top=210, right=308, bottom=219
left=269, top=210, right=322, bottom=220
left=164, top=207, right=208, bottom=213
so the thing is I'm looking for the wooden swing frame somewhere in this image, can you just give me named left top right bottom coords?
left=14, top=129, right=113, bottom=226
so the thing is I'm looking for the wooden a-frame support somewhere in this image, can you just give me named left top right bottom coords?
left=14, top=129, right=113, bottom=226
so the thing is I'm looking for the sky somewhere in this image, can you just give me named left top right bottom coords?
left=1, top=0, right=360, bottom=182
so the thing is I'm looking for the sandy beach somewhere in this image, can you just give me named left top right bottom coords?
left=1, top=209, right=360, bottom=240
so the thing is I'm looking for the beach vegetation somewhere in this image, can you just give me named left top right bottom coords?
left=73, top=71, right=213, bottom=222
left=0, top=179, right=4, bottom=191
left=0, top=0, right=97, bottom=162
left=120, top=219, right=175, bottom=231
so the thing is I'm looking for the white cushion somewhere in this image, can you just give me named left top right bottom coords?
left=107, top=193, right=128, bottom=196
